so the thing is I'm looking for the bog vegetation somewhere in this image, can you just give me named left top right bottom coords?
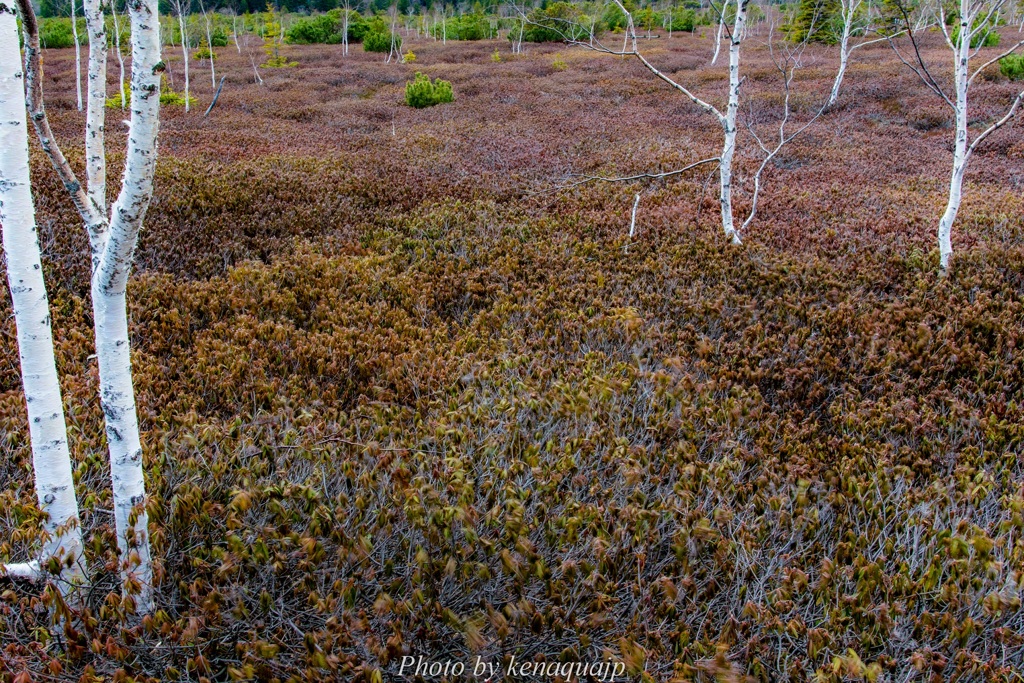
left=2, top=1, right=1024, bottom=682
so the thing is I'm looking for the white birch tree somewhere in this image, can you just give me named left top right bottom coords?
left=889, top=0, right=1024, bottom=270
left=0, top=2, right=87, bottom=594
left=527, top=0, right=834, bottom=244
left=711, top=0, right=726, bottom=65
left=83, top=0, right=107, bottom=209
left=200, top=0, right=216, bottom=89
left=232, top=13, right=242, bottom=53
left=341, top=0, right=353, bottom=56
left=71, top=0, right=83, bottom=110
left=827, top=0, right=899, bottom=108
left=111, top=0, right=128, bottom=110
left=17, top=0, right=162, bottom=614
left=172, top=0, right=191, bottom=113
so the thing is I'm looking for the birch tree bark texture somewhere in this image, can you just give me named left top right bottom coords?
left=0, top=2, right=87, bottom=592
left=719, top=0, right=747, bottom=244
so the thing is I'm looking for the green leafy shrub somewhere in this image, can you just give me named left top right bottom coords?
left=1000, top=53, right=1024, bottom=80
left=194, top=46, right=216, bottom=60
left=404, top=72, right=454, bottom=108
left=345, top=11, right=371, bottom=42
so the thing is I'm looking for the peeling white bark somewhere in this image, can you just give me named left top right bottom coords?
left=84, top=0, right=107, bottom=214
left=342, top=6, right=350, bottom=56
left=0, top=5, right=86, bottom=591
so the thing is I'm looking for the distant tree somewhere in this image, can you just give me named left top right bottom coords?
left=111, top=0, right=128, bottom=109
left=170, top=0, right=191, bottom=112
left=789, top=0, right=840, bottom=43
left=200, top=0, right=217, bottom=89
left=826, top=0, right=900, bottom=108
left=71, top=0, right=83, bottom=110
left=889, top=0, right=1024, bottom=270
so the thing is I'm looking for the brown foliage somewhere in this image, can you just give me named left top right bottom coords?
left=1, top=27, right=1023, bottom=683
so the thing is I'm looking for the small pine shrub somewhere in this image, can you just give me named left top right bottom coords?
left=403, top=49, right=416, bottom=63
left=491, top=49, right=502, bottom=63
left=951, top=23, right=1001, bottom=48
left=194, top=46, right=216, bottom=60
left=552, top=53, right=568, bottom=71
left=404, top=72, right=454, bottom=108
left=264, top=54, right=298, bottom=67
left=105, top=79, right=195, bottom=108
left=999, top=53, right=1024, bottom=81
left=669, top=9, right=697, bottom=32
left=364, top=30, right=400, bottom=53
left=159, top=89, right=195, bottom=106
left=286, top=13, right=337, bottom=44
left=38, top=17, right=81, bottom=49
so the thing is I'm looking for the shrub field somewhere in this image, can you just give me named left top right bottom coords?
left=2, top=27, right=1024, bottom=683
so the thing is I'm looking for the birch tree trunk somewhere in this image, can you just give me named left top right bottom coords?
left=84, top=0, right=107, bottom=213
left=719, top=0, right=746, bottom=244
left=71, top=0, right=83, bottom=111
left=939, top=8, right=971, bottom=271
left=178, top=7, right=190, bottom=112
left=0, top=4, right=86, bottom=591
left=828, top=2, right=854, bottom=108
left=711, top=2, right=725, bottom=65
left=92, top=0, right=162, bottom=613
left=202, top=5, right=215, bottom=90
left=112, top=2, right=127, bottom=110
left=342, top=10, right=349, bottom=55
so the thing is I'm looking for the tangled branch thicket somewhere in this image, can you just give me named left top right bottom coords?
left=1, top=29, right=1024, bottom=682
